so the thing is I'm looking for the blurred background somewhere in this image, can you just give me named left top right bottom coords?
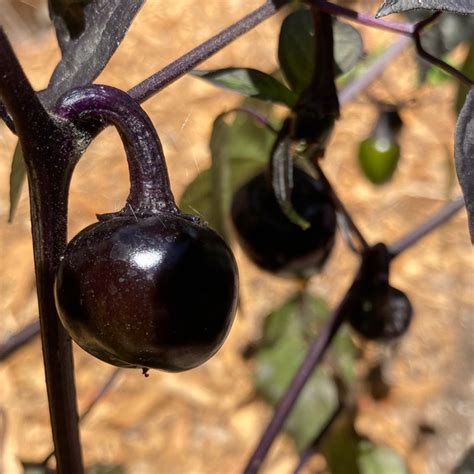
left=0, top=1, right=472, bottom=473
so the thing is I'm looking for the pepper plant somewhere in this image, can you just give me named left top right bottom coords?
left=0, top=1, right=472, bottom=473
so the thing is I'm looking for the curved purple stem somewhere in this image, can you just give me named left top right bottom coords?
left=54, top=85, right=178, bottom=216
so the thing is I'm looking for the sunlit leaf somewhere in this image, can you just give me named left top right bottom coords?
left=179, top=106, right=275, bottom=226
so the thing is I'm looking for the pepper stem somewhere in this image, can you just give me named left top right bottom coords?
left=54, top=85, right=178, bottom=216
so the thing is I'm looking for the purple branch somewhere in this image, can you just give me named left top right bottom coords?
left=310, top=0, right=414, bottom=35
left=0, top=28, right=84, bottom=474
left=244, top=259, right=367, bottom=473
left=389, top=197, right=465, bottom=257
left=233, top=107, right=279, bottom=134
left=314, top=162, right=369, bottom=251
left=414, top=34, right=473, bottom=88
left=0, top=320, right=40, bottom=361
left=128, top=2, right=279, bottom=102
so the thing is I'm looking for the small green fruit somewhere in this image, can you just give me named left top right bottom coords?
left=358, top=137, right=400, bottom=185
left=358, top=109, right=403, bottom=185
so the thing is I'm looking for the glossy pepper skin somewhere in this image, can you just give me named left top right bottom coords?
left=53, top=85, right=239, bottom=373
left=349, top=243, right=412, bottom=341
left=350, top=285, right=413, bottom=341
left=231, top=166, right=336, bottom=278
left=55, top=213, right=238, bottom=372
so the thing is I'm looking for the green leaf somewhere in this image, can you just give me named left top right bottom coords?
left=180, top=168, right=214, bottom=224
left=332, top=326, right=358, bottom=384
left=253, top=292, right=358, bottom=452
left=278, top=9, right=363, bottom=94
left=179, top=106, right=275, bottom=226
left=261, top=292, right=330, bottom=346
left=321, top=412, right=360, bottom=474
left=278, top=9, right=315, bottom=94
left=358, top=442, right=408, bottom=474
left=254, top=336, right=338, bottom=451
left=192, top=68, right=297, bottom=107
left=9, top=141, right=26, bottom=223
left=210, top=113, right=232, bottom=239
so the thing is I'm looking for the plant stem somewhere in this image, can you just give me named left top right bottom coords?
left=0, top=28, right=84, bottom=474
left=128, top=1, right=279, bottom=102
left=309, top=0, right=414, bottom=35
left=414, top=34, right=474, bottom=87
left=389, top=196, right=465, bottom=257
left=244, top=257, right=368, bottom=473
left=293, top=402, right=343, bottom=474
left=0, top=320, right=40, bottom=361
left=54, top=85, right=178, bottom=215
left=233, top=107, right=279, bottom=134
left=313, top=162, right=369, bottom=251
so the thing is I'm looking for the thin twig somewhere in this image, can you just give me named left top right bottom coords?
left=293, top=402, right=343, bottom=474
left=233, top=107, right=279, bottom=134
left=42, top=368, right=122, bottom=466
left=389, top=196, right=465, bottom=257
left=310, top=0, right=414, bottom=35
left=412, top=12, right=473, bottom=88
left=0, top=320, right=40, bottom=362
left=127, top=1, right=279, bottom=102
left=313, top=161, right=369, bottom=251
left=414, top=35, right=473, bottom=88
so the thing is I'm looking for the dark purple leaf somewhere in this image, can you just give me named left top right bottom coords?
left=44, top=0, right=144, bottom=105
left=455, top=87, right=474, bottom=241
left=377, top=0, right=474, bottom=17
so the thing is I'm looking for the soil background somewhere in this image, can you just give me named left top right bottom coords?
left=0, top=1, right=472, bottom=473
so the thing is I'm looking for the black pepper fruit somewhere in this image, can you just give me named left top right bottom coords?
left=231, top=166, right=336, bottom=278
left=53, top=85, right=238, bottom=372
